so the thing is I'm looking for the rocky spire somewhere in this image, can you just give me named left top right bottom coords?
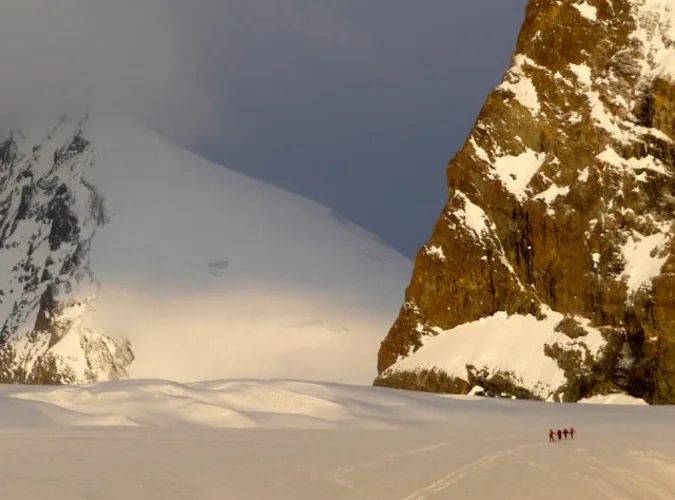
left=376, top=0, right=675, bottom=404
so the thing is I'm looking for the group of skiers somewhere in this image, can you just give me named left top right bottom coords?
left=549, top=428, right=575, bottom=442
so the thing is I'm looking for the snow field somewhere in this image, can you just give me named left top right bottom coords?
left=0, top=379, right=673, bottom=499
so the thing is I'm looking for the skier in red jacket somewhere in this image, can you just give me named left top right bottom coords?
left=549, top=429, right=555, bottom=442
left=570, top=427, right=575, bottom=439
left=557, top=429, right=562, bottom=441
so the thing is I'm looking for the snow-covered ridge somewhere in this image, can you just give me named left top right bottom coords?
left=0, top=114, right=412, bottom=385
left=4, top=379, right=454, bottom=429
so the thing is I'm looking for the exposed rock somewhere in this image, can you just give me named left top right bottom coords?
left=377, top=0, right=675, bottom=404
left=373, top=367, right=471, bottom=395
left=555, top=316, right=589, bottom=339
left=0, top=116, right=131, bottom=383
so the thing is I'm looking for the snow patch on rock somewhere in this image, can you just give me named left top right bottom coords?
left=578, top=393, right=648, bottom=405
left=424, top=245, right=446, bottom=261
left=490, top=149, right=547, bottom=200
left=569, top=62, right=593, bottom=87
left=573, top=1, right=598, bottom=22
left=386, top=307, right=606, bottom=400
left=498, top=54, right=541, bottom=114
left=597, top=146, right=670, bottom=176
left=620, top=229, right=670, bottom=295
left=453, top=191, right=491, bottom=239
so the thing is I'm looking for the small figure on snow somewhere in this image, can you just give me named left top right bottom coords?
left=549, top=429, right=555, bottom=442
left=557, top=429, right=562, bottom=441
left=563, top=428, right=569, bottom=439
left=570, top=427, right=575, bottom=439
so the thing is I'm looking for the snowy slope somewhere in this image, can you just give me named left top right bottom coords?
left=0, top=114, right=412, bottom=384
left=2, top=379, right=674, bottom=499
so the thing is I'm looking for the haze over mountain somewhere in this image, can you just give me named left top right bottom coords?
left=0, top=114, right=411, bottom=384
left=197, top=1, right=530, bottom=258
left=0, top=1, right=530, bottom=259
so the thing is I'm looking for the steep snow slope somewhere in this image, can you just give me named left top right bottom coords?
left=1, top=380, right=674, bottom=499
left=0, top=114, right=412, bottom=384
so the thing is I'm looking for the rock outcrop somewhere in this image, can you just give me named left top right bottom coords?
left=0, top=116, right=133, bottom=384
left=376, top=0, right=675, bottom=404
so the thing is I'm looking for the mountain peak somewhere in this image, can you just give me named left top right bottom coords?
left=376, top=0, right=675, bottom=404
left=0, top=113, right=412, bottom=385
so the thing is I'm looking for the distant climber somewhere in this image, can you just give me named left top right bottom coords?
left=557, top=429, right=562, bottom=441
left=563, top=428, right=569, bottom=439
left=570, top=427, right=575, bottom=439
left=549, top=429, right=555, bottom=442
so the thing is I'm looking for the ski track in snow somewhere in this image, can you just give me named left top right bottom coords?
left=5, top=429, right=675, bottom=499
left=329, top=434, right=524, bottom=500
left=401, top=441, right=545, bottom=500
left=326, top=435, right=675, bottom=500
left=328, top=440, right=459, bottom=499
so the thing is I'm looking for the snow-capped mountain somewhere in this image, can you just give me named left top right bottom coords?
left=0, top=113, right=412, bottom=385
left=377, top=0, right=675, bottom=404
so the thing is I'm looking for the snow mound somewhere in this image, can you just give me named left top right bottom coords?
left=578, top=393, right=648, bottom=405
left=0, top=377, right=656, bottom=430
left=4, top=379, right=458, bottom=429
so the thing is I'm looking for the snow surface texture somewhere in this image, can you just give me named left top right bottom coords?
left=2, top=379, right=674, bottom=499
left=0, top=114, right=412, bottom=384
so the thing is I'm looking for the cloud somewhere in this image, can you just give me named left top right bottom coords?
left=190, top=1, right=529, bottom=257
left=0, top=0, right=530, bottom=258
left=0, top=0, right=226, bottom=140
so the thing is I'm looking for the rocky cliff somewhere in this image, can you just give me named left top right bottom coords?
left=0, top=116, right=133, bottom=384
left=376, top=0, right=675, bottom=404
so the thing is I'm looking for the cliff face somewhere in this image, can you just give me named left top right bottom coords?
left=376, top=0, right=675, bottom=404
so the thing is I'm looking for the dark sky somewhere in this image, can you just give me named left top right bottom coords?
left=0, top=1, right=529, bottom=258
left=192, top=1, right=530, bottom=258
